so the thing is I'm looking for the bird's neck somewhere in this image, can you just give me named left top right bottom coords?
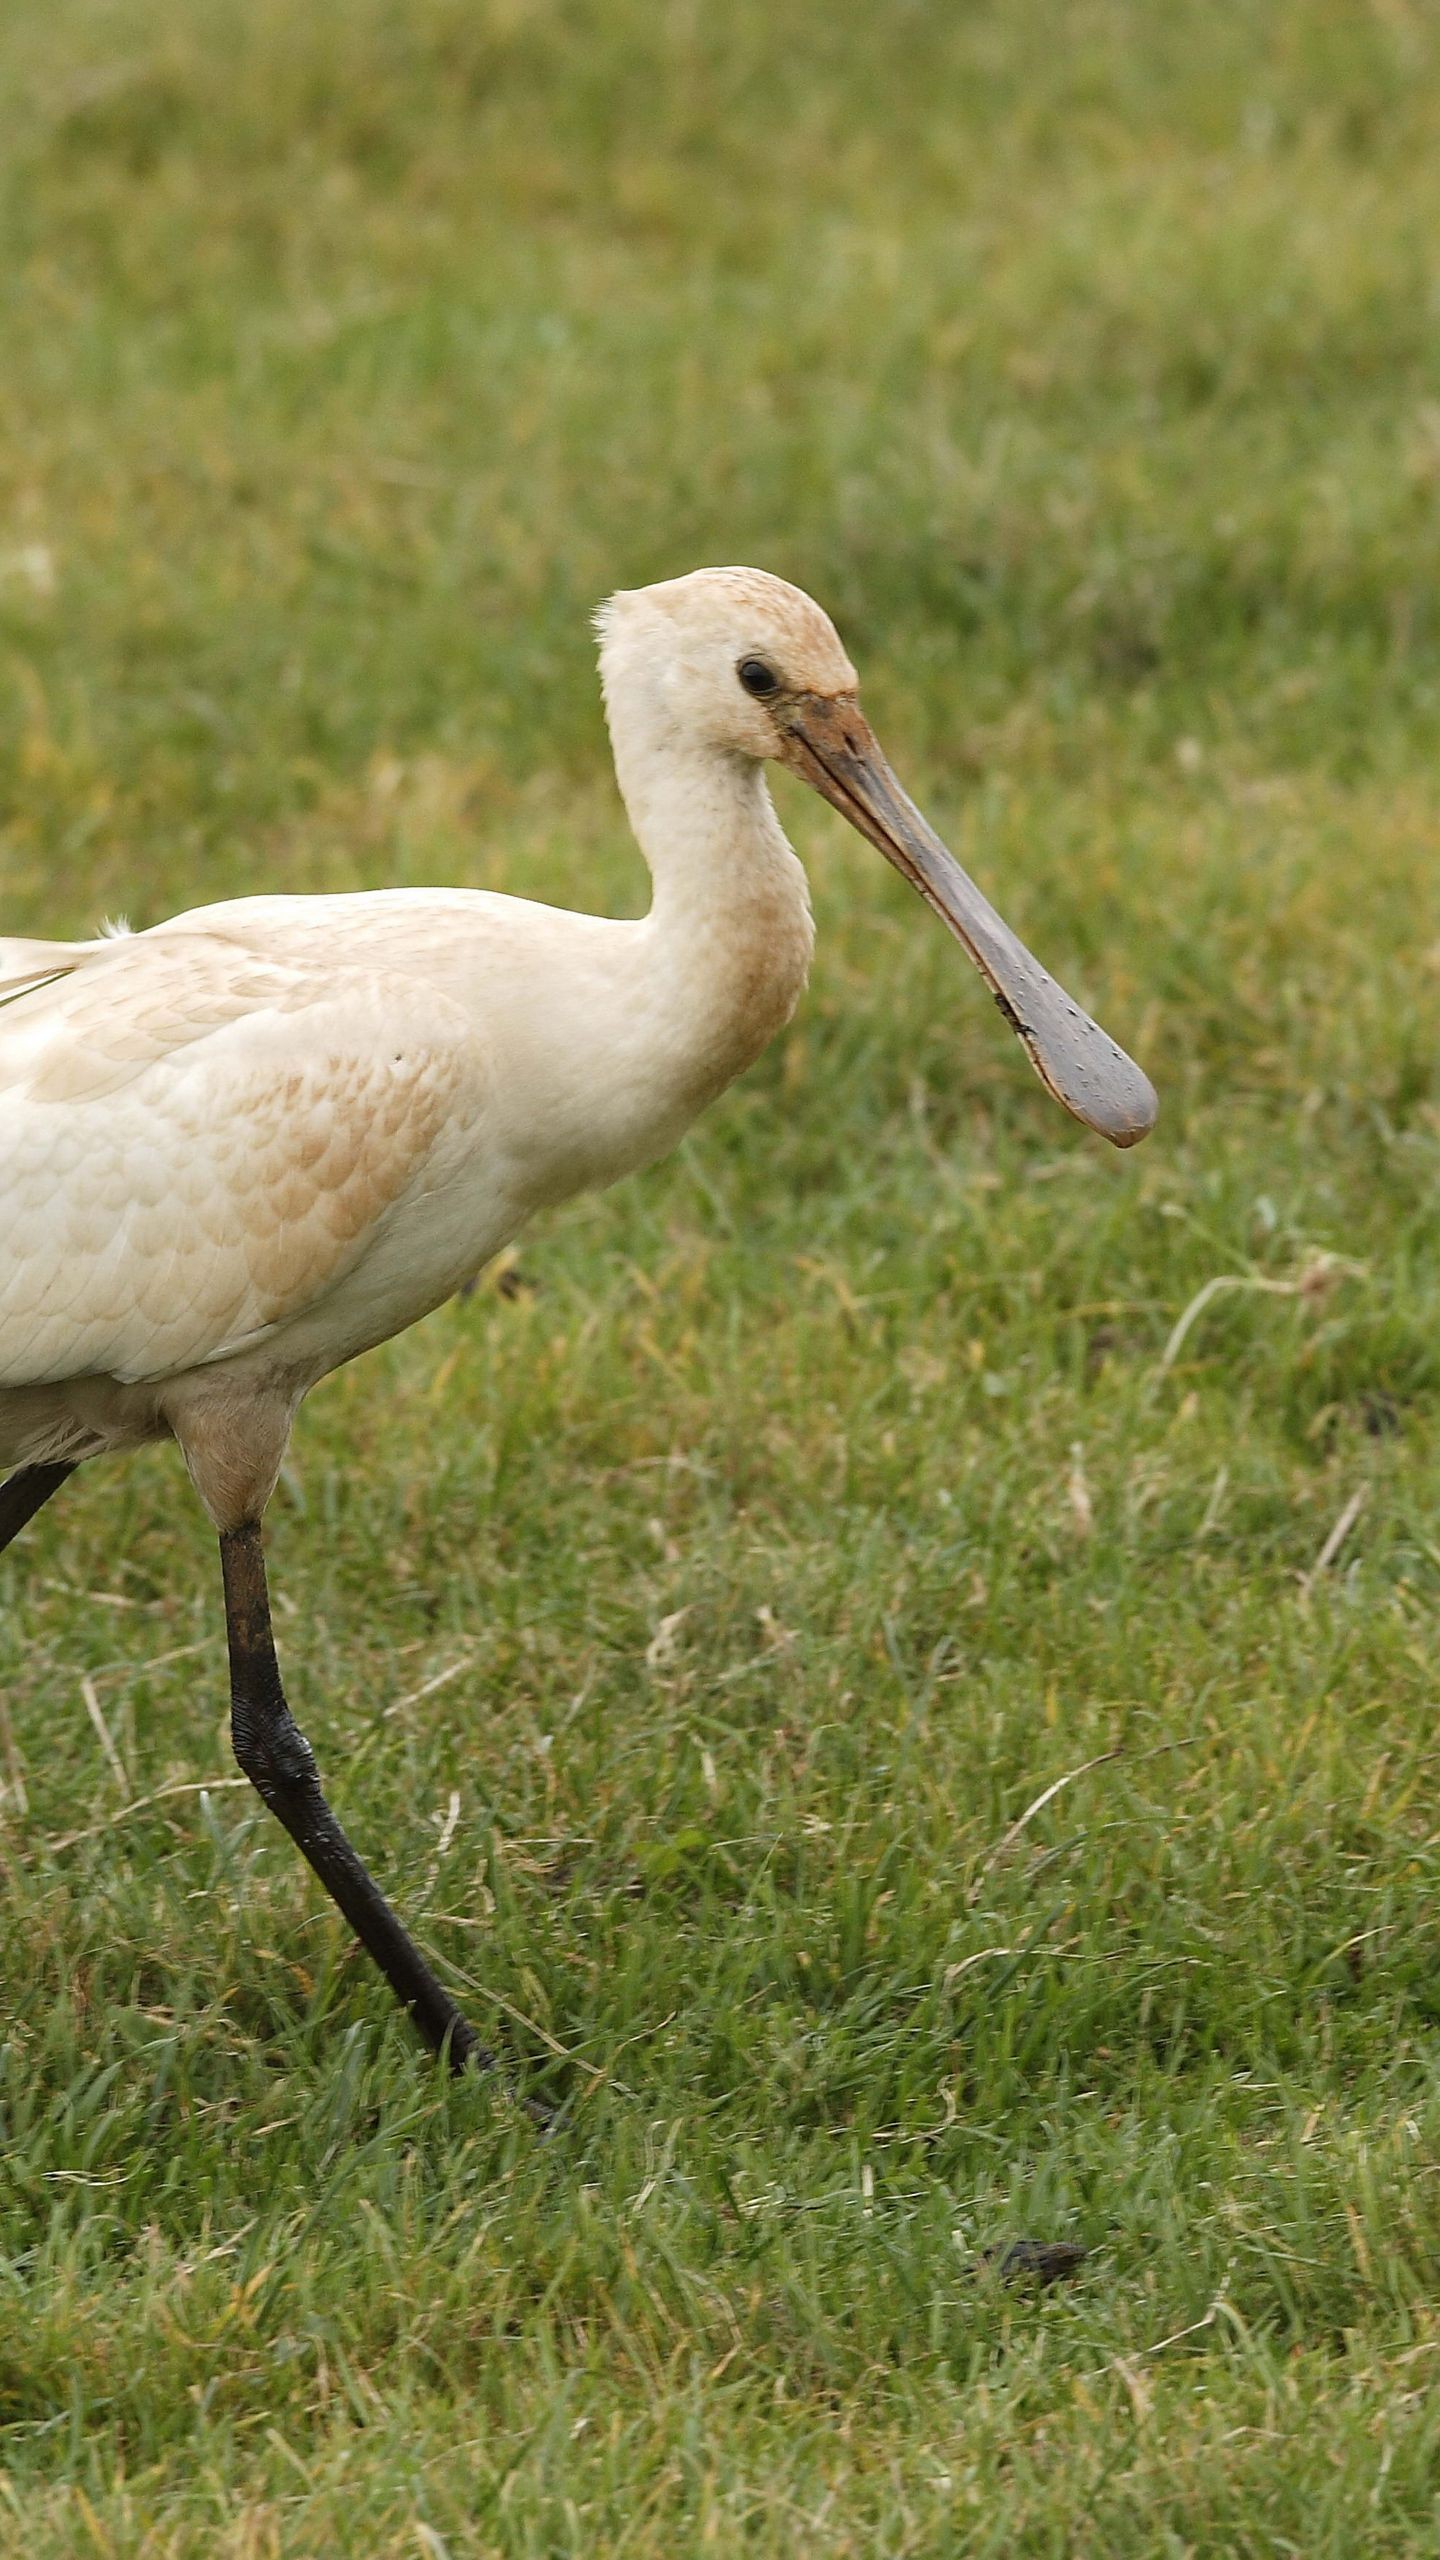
left=614, top=725, right=815, bottom=1115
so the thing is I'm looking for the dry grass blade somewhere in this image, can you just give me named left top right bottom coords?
left=1157, top=1253, right=1364, bottom=1377
left=1299, top=1484, right=1369, bottom=1601
left=968, top=1751, right=1119, bottom=1902
left=41, top=1775, right=251, bottom=1856
left=79, top=1672, right=131, bottom=1801
left=383, top=1655, right=475, bottom=1719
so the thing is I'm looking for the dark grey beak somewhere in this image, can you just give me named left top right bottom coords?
left=779, top=694, right=1157, bottom=1148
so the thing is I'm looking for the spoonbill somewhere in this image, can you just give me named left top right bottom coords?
left=0, top=567, right=1156, bottom=2084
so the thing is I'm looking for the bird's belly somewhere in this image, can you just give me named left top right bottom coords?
left=237, top=1156, right=533, bottom=1385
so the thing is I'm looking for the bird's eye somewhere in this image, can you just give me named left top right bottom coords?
left=737, top=658, right=780, bottom=698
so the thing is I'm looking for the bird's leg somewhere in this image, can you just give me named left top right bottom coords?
left=0, top=1462, right=76, bottom=1559
left=219, top=1519, right=499, bottom=2079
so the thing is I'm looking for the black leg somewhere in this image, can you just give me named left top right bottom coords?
left=0, top=1462, right=76, bottom=1560
left=219, top=1519, right=503, bottom=2083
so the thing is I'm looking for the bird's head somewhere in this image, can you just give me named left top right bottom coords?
left=598, top=566, right=1157, bottom=1149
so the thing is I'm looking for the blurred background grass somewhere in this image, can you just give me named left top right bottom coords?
left=5, top=2, right=1440, bottom=2552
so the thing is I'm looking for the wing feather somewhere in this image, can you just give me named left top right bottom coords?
left=0, top=933, right=483, bottom=1387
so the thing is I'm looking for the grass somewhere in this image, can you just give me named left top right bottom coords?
left=4, top=0, right=1440, bottom=2547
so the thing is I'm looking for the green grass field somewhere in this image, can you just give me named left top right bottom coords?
left=5, top=1, right=1440, bottom=2547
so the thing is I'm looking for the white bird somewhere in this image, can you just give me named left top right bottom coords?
left=0, top=567, right=1155, bottom=2084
